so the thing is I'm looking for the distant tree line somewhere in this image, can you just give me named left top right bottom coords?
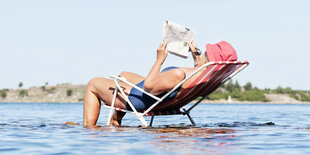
left=208, top=80, right=310, bottom=102
left=273, top=86, right=310, bottom=101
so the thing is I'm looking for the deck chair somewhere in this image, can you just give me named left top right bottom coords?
left=104, top=61, right=249, bottom=127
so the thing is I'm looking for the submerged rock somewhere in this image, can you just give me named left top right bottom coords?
left=64, top=121, right=80, bottom=125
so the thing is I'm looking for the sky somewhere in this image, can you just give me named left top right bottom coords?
left=0, top=0, right=309, bottom=90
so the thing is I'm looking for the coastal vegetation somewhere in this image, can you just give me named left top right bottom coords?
left=41, top=82, right=56, bottom=93
left=18, top=82, right=23, bottom=88
left=19, top=90, right=28, bottom=97
left=67, top=89, right=73, bottom=96
left=273, top=86, right=310, bottom=102
left=0, top=84, right=85, bottom=103
left=1, top=89, right=8, bottom=98
left=209, top=80, right=310, bottom=102
left=0, top=82, right=309, bottom=103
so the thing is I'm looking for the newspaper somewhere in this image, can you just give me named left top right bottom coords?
left=163, top=21, right=195, bottom=58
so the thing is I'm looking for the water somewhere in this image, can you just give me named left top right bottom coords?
left=1, top=102, right=310, bottom=154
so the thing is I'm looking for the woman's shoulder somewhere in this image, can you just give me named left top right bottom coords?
left=164, top=67, right=185, bottom=81
left=161, top=66, right=179, bottom=73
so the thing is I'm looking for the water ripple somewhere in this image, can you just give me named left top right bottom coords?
left=1, top=103, right=310, bottom=154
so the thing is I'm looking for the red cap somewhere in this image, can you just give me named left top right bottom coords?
left=206, top=41, right=238, bottom=61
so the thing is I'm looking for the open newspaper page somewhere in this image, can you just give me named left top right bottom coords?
left=163, top=21, right=195, bottom=58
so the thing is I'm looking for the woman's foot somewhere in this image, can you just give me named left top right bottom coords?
left=110, top=111, right=126, bottom=126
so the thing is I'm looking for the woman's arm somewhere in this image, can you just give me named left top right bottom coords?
left=144, top=40, right=184, bottom=95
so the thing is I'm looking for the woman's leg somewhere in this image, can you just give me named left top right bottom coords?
left=120, top=71, right=145, bottom=84
left=83, top=77, right=131, bottom=127
left=83, top=82, right=101, bottom=127
left=107, top=71, right=145, bottom=125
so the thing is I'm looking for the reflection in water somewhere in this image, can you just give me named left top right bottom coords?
left=149, top=126, right=235, bottom=136
left=63, top=123, right=237, bottom=153
left=206, top=121, right=275, bottom=127
left=143, top=126, right=236, bottom=153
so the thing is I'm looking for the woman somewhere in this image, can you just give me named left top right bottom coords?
left=83, top=40, right=208, bottom=127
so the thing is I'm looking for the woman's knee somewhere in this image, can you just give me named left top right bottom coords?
left=86, top=77, right=101, bottom=90
left=120, top=71, right=130, bottom=77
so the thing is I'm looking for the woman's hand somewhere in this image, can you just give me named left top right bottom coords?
left=156, top=39, right=168, bottom=64
left=189, top=41, right=201, bottom=67
left=189, top=41, right=199, bottom=54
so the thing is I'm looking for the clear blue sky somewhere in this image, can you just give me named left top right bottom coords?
left=1, top=0, right=309, bottom=90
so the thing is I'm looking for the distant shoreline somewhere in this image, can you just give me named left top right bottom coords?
left=1, top=101, right=310, bottom=104
left=1, top=83, right=309, bottom=104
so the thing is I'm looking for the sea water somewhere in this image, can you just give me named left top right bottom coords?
left=0, top=102, right=310, bottom=154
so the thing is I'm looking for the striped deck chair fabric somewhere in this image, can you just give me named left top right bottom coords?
left=105, top=60, right=249, bottom=126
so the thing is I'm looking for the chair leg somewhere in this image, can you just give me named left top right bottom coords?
left=183, top=108, right=196, bottom=126
left=107, top=86, right=118, bottom=125
left=138, top=115, right=148, bottom=127
left=107, top=109, right=114, bottom=126
left=186, top=112, right=196, bottom=126
left=149, top=115, right=154, bottom=127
